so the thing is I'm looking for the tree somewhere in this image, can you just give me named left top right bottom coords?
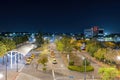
left=38, top=54, right=48, bottom=71
left=104, top=49, right=116, bottom=64
left=104, top=42, right=116, bottom=49
left=35, top=32, right=44, bottom=47
left=55, top=36, right=73, bottom=63
left=1, top=38, right=16, bottom=51
left=86, top=40, right=101, bottom=56
left=0, top=41, right=7, bottom=64
left=13, top=35, right=28, bottom=45
left=62, top=36, right=73, bottom=53
left=98, top=67, right=119, bottom=80
left=71, top=40, right=83, bottom=50
left=55, top=40, right=64, bottom=52
left=56, top=36, right=73, bottom=53
left=94, top=48, right=106, bottom=61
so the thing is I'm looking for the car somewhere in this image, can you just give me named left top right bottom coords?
left=25, top=57, right=32, bottom=65
left=26, top=59, right=31, bottom=65
left=52, top=59, right=57, bottom=64
left=30, top=54, right=35, bottom=59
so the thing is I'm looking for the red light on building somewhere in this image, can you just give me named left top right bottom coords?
left=93, top=26, right=98, bottom=32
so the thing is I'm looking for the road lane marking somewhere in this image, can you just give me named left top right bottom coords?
left=18, top=64, right=25, bottom=72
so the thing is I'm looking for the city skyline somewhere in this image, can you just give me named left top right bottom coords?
left=0, top=0, right=120, bottom=33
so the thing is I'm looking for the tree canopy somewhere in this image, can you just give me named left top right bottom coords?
left=98, top=67, right=119, bottom=80
left=35, top=33, right=44, bottom=47
left=1, top=38, right=16, bottom=51
left=0, top=41, right=7, bottom=57
left=55, top=36, right=73, bottom=53
left=38, top=54, right=48, bottom=66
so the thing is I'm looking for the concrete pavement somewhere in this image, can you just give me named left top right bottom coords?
left=0, top=43, right=36, bottom=80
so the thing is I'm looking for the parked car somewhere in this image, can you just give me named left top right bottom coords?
left=52, top=59, right=57, bottom=64
left=25, top=57, right=32, bottom=65
left=30, top=54, right=35, bottom=59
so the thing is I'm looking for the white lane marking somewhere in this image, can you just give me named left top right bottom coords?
left=18, top=64, right=25, bottom=72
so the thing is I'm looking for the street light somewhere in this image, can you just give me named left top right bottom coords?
left=0, top=73, right=4, bottom=79
left=116, top=56, right=120, bottom=70
left=117, top=56, right=120, bottom=60
left=5, top=54, right=8, bottom=80
left=82, top=56, right=86, bottom=80
left=16, top=53, right=18, bottom=72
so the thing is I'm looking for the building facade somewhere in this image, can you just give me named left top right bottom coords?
left=84, top=26, right=104, bottom=39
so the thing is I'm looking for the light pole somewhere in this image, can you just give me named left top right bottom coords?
left=5, top=54, right=8, bottom=80
left=82, top=56, right=86, bottom=80
left=116, top=56, right=120, bottom=70
left=17, top=53, right=18, bottom=72
left=52, top=63, right=56, bottom=80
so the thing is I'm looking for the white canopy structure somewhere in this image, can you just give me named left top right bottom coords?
left=6, top=43, right=37, bottom=69
left=12, top=44, right=37, bottom=56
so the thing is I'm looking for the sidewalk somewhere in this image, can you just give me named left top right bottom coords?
left=7, top=70, right=19, bottom=80
left=0, top=70, right=19, bottom=80
left=0, top=63, right=24, bottom=80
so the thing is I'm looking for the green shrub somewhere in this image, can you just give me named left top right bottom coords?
left=69, top=60, right=74, bottom=66
left=68, top=65, right=94, bottom=72
left=43, top=67, right=46, bottom=71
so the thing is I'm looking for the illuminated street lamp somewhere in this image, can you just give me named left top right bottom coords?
left=117, top=56, right=120, bottom=60
left=116, top=56, right=120, bottom=70
left=16, top=53, right=19, bottom=72
left=0, top=73, right=4, bottom=79
left=82, top=56, right=86, bottom=80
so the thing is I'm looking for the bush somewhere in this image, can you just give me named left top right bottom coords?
left=43, top=67, right=46, bottom=71
left=68, top=65, right=94, bottom=72
left=69, top=60, right=74, bottom=66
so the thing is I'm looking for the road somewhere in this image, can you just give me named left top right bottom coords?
left=16, top=58, right=53, bottom=80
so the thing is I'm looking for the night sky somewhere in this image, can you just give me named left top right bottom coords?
left=1, top=0, right=120, bottom=33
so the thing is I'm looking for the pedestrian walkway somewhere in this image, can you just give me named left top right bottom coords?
left=0, top=70, right=19, bottom=80
left=7, top=70, right=19, bottom=80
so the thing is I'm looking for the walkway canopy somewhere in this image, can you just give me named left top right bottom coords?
left=8, top=44, right=37, bottom=56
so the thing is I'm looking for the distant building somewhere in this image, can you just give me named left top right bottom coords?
left=104, top=34, right=120, bottom=42
left=84, top=26, right=104, bottom=39
left=84, top=29, right=93, bottom=38
left=29, top=33, right=36, bottom=43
